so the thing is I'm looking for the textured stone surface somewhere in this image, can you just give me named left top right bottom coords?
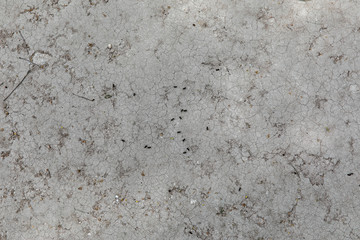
left=1, top=0, right=360, bottom=239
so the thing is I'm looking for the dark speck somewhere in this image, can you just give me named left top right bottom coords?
left=183, top=151, right=187, bottom=154
left=174, top=86, right=177, bottom=88
left=238, top=187, right=241, bottom=192
left=177, top=131, right=181, bottom=134
left=216, top=69, right=220, bottom=71
left=121, top=139, right=125, bottom=142
left=133, top=93, right=136, bottom=96
left=168, top=189, right=172, bottom=193
left=179, top=116, right=182, bottom=119
left=186, top=148, right=190, bottom=151
left=347, top=173, right=354, bottom=176
left=182, top=138, right=186, bottom=142
left=183, top=87, right=187, bottom=90
left=206, top=126, right=209, bottom=130
left=144, top=145, right=148, bottom=148
left=171, top=118, right=175, bottom=121
left=189, top=231, right=193, bottom=234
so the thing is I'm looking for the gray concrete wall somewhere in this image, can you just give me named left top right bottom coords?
left=0, top=0, right=359, bottom=239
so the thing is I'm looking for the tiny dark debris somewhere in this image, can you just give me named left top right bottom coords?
left=179, top=116, right=182, bottom=119
left=182, top=138, right=186, bottom=142
left=186, top=148, right=190, bottom=151
left=46, top=169, right=51, bottom=178
left=1, top=151, right=10, bottom=159
left=171, top=118, right=175, bottom=121
left=177, top=131, right=181, bottom=134
left=216, top=69, right=220, bottom=71
left=217, top=207, right=226, bottom=216
left=347, top=173, right=354, bottom=176
left=133, top=93, right=136, bottom=96
left=238, top=187, right=241, bottom=192
left=183, top=151, right=187, bottom=154
left=206, top=126, right=209, bottom=130
left=121, top=139, right=126, bottom=142
left=183, top=87, right=186, bottom=90
left=173, top=86, right=177, bottom=88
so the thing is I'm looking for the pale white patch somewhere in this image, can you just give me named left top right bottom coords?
left=350, top=84, right=359, bottom=93
left=31, top=52, right=52, bottom=66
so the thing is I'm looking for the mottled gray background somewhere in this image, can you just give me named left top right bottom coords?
left=1, top=0, right=360, bottom=239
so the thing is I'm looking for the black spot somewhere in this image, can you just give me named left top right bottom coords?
left=177, top=131, right=181, bottom=134
left=121, top=139, right=125, bottom=142
left=347, top=173, right=354, bottom=176
left=174, top=86, right=177, bottom=88
left=183, top=151, right=187, bottom=154
left=216, top=69, right=220, bottom=71
left=189, top=231, right=193, bottom=234
left=206, top=126, right=209, bottom=130
left=238, top=187, right=242, bottom=192
left=183, top=87, right=187, bottom=90
left=147, top=146, right=152, bottom=149
left=133, top=93, right=136, bottom=96
left=192, top=23, right=196, bottom=26
left=179, top=116, right=182, bottom=119
left=182, top=139, right=186, bottom=142
left=171, top=118, right=175, bottom=121
left=168, top=189, right=172, bottom=193
left=186, top=148, right=190, bottom=151
left=144, top=145, right=148, bottom=148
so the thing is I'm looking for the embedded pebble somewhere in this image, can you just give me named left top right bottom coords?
left=31, top=51, right=52, bottom=66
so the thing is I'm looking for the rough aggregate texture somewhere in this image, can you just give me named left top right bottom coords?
left=1, top=0, right=360, bottom=239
